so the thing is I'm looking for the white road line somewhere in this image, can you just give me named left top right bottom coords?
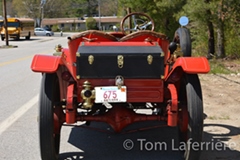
left=0, top=94, right=39, bottom=135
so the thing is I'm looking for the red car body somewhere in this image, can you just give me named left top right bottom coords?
left=31, top=13, right=210, bottom=160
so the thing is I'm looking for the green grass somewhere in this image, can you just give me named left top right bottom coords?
left=209, top=59, right=235, bottom=74
left=208, top=115, right=230, bottom=120
left=0, top=45, right=18, bottom=49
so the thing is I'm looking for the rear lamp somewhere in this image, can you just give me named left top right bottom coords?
left=83, top=90, right=92, bottom=98
left=81, top=81, right=95, bottom=109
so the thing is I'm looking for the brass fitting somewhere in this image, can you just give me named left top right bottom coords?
left=173, top=44, right=183, bottom=59
left=53, top=44, right=63, bottom=56
left=81, top=81, right=95, bottom=109
left=55, top=44, right=62, bottom=52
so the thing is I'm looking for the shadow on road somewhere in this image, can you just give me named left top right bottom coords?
left=2, top=38, right=41, bottom=42
left=58, top=120, right=240, bottom=160
left=214, top=74, right=240, bottom=85
left=59, top=121, right=181, bottom=160
left=201, top=123, right=240, bottom=160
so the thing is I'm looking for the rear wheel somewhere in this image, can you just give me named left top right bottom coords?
left=1, top=35, right=5, bottom=41
left=26, top=32, right=31, bottom=40
left=15, top=35, right=20, bottom=40
left=39, top=73, right=62, bottom=160
left=178, top=74, right=203, bottom=160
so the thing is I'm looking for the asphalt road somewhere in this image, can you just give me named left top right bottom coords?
left=0, top=33, right=183, bottom=160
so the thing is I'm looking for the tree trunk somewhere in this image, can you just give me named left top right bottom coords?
left=216, top=0, right=225, bottom=58
left=207, top=21, right=215, bottom=57
left=217, top=23, right=225, bottom=58
left=205, top=0, right=215, bottom=58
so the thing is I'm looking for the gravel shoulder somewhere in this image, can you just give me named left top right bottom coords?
left=199, top=73, right=240, bottom=160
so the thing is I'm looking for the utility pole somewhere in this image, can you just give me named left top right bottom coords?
left=3, top=0, right=9, bottom=46
left=39, top=0, right=46, bottom=27
left=98, top=0, right=101, bottom=30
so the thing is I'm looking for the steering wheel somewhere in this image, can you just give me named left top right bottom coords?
left=120, top=12, right=155, bottom=34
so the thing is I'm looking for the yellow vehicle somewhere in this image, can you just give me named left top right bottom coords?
left=0, top=18, right=34, bottom=41
left=0, top=19, right=3, bottom=32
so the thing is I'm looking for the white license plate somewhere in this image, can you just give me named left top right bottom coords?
left=95, top=86, right=127, bottom=103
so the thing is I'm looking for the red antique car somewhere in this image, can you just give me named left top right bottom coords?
left=31, top=13, right=210, bottom=160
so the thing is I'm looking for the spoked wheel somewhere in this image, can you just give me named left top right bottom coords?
left=173, top=28, right=192, bottom=57
left=178, top=74, right=203, bottom=160
left=39, top=73, right=63, bottom=160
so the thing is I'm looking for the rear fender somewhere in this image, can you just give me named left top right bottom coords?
left=166, top=57, right=210, bottom=83
left=31, top=55, right=62, bottom=73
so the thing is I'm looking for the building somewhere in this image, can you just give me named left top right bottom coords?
left=42, top=16, right=122, bottom=31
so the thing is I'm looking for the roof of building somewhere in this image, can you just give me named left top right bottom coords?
left=42, top=16, right=122, bottom=25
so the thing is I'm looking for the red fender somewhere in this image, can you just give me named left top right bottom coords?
left=166, top=57, right=210, bottom=83
left=31, top=55, right=62, bottom=73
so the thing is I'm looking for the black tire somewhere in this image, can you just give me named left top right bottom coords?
left=39, top=73, right=61, bottom=160
left=15, top=34, right=20, bottom=40
left=173, top=28, right=192, bottom=57
left=178, top=74, right=203, bottom=160
left=46, top=33, right=51, bottom=36
left=26, top=32, right=31, bottom=40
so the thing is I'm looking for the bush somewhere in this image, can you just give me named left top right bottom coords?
left=86, top=17, right=97, bottom=30
left=51, top=24, right=59, bottom=32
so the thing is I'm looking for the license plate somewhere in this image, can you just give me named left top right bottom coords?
left=95, top=86, right=127, bottom=103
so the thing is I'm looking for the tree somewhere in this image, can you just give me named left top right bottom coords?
left=100, top=0, right=119, bottom=16
left=205, top=0, right=215, bottom=58
left=69, top=0, right=98, bottom=17
left=86, top=17, right=97, bottom=29
left=216, top=0, right=225, bottom=58
left=12, top=0, right=40, bottom=18
left=0, top=1, right=2, bottom=15
left=182, top=0, right=216, bottom=57
left=1, top=0, right=16, bottom=17
left=119, top=0, right=187, bottom=38
left=12, top=0, right=71, bottom=18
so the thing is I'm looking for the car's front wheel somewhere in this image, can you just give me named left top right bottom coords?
left=39, top=73, right=62, bottom=160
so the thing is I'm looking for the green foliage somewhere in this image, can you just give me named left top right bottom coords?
left=51, top=25, right=60, bottom=32
left=12, top=0, right=70, bottom=18
left=224, top=28, right=240, bottom=58
left=182, top=0, right=240, bottom=58
left=0, top=1, right=2, bottom=14
left=86, top=17, right=97, bottom=30
left=6, top=0, right=240, bottom=58
left=209, top=60, right=233, bottom=74
left=119, top=0, right=187, bottom=38
left=69, top=0, right=98, bottom=17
